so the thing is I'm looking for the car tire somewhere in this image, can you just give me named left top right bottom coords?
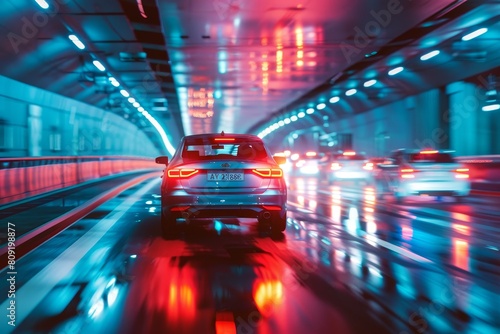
left=161, top=214, right=177, bottom=240
left=271, top=212, right=287, bottom=234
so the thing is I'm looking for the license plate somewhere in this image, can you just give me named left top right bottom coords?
left=207, top=172, right=244, bottom=181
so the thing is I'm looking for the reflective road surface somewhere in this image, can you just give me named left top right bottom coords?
left=1, top=173, right=499, bottom=334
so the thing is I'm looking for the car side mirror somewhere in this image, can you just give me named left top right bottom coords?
left=155, top=156, right=169, bottom=165
left=273, top=155, right=286, bottom=165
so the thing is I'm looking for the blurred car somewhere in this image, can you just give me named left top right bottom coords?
left=318, top=151, right=374, bottom=184
left=155, top=132, right=287, bottom=238
left=290, top=151, right=323, bottom=176
left=374, top=149, right=470, bottom=203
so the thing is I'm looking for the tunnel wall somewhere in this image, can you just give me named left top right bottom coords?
left=0, top=75, right=161, bottom=158
left=328, top=81, right=499, bottom=157
left=0, top=156, right=161, bottom=205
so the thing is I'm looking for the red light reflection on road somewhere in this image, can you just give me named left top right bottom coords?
left=453, top=239, right=469, bottom=271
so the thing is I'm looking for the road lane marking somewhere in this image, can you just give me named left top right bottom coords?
left=0, top=178, right=159, bottom=334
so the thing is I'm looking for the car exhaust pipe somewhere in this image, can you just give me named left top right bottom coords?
left=262, top=211, right=271, bottom=220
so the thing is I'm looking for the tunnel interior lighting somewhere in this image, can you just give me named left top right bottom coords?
left=128, top=97, right=136, bottom=103
left=138, top=107, right=145, bottom=112
left=420, top=50, right=440, bottom=61
left=291, top=115, right=298, bottom=122
left=363, top=79, right=377, bottom=87
left=93, top=60, right=106, bottom=71
left=345, top=88, right=357, bottom=96
left=109, top=77, right=120, bottom=87
left=278, top=120, right=285, bottom=126
left=298, top=111, right=306, bottom=118
left=68, top=35, right=85, bottom=50
left=307, top=107, right=315, bottom=114
left=316, top=103, right=326, bottom=110
left=133, top=102, right=140, bottom=108
left=388, top=66, right=404, bottom=76
left=284, top=118, right=291, bottom=124
left=462, top=28, right=488, bottom=41
left=482, top=104, right=500, bottom=112
left=35, top=0, right=49, bottom=9
left=120, top=89, right=130, bottom=97
left=329, top=96, right=340, bottom=103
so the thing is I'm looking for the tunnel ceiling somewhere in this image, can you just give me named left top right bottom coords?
left=1, top=0, right=499, bottom=150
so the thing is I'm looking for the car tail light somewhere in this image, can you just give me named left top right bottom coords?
left=420, top=150, right=438, bottom=154
left=400, top=168, right=416, bottom=178
left=331, top=162, right=342, bottom=170
left=454, top=168, right=469, bottom=179
left=252, top=168, right=283, bottom=178
left=343, top=151, right=356, bottom=156
left=363, top=162, right=374, bottom=170
left=167, top=168, right=199, bottom=178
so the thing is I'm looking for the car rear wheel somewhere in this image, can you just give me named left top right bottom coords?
left=271, top=212, right=287, bottom=234
left=161, top=214, right=177, bottom=239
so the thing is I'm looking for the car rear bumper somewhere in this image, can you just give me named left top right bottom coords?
left=333, top=171, right=371, bottom=180
left=161, top=190, right=286, bottom=220
left=399, top=180, right=470, bottom=196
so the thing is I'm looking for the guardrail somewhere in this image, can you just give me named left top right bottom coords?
left=0, top=156, right=161, bottom=205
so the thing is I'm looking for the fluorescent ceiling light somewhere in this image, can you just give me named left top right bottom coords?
left=298, top=111, right=305, bottom=118
left=278, top=120, right=285, bottom=126
left=420, top=50, right=440, bottom=61
left=68, top=35, right=85, bottom=50
left=482, top=104, right=500, bottom=112
left=93, top=60, right=106, bottom=71
left=345, top=89, right=357, bottom=96
left=109, top=77, right=120, bottom=87
left=35, top=0, right=49, bottom=9
left=128, top=97, right=136, bottom=103
left=388, top=67, right=404, bottom=76
left=133, top=102, right=140, bottom=108
left=363, top=79, right=377, bottom=87
left=120, top=89, right=129, bottom=97
left=290, top=115, right=298, bottom=122
left=329, top=96, right=340, bottom=103
left=316, top=103, right=326, bottom=110
left=307, top=107, right=315, bottom=114
left=462, top=28, right=488, bottom=41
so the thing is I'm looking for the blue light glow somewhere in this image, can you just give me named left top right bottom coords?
left=482, top=104, right=500, bottom=112
left=35, top=0, right=49, bottom=9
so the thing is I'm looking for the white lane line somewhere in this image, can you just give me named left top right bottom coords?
left=0, top=178, right=159, bottom=333
left=359, top=231, right=433, bottom=264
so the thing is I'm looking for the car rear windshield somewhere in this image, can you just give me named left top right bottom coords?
left=182, top=139, right=269, bottom=161
left=407, top=153, right=455, bottom=163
